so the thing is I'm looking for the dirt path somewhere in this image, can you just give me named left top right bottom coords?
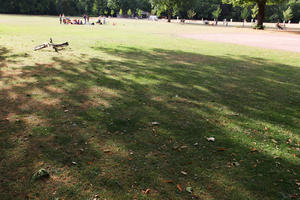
left=181, top=31, right=300, bottom=53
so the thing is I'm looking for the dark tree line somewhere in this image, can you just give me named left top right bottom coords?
left=0, top=0, right=299, bottom=24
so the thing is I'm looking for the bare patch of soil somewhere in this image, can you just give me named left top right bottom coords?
left=180, top=31, right=300, bottom=53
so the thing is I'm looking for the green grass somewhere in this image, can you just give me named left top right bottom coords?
left=0, top=14, right=299, bottom=200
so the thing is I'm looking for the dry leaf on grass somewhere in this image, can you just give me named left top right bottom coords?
left=162, top=180, right=173, bottom=183
left=152, top=128, right=158, bottom=134
left=142, top=189, right=150, bottom=194
left=177, top=184, right=183, bottom=191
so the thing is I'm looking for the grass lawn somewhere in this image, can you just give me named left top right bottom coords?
left=0, top=14, right=299, bottom=200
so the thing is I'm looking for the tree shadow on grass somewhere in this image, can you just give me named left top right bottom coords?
left=0, top=45, right=299, bottom=199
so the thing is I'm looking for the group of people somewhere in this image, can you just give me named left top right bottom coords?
left=59, top=14, right=106, bottom=25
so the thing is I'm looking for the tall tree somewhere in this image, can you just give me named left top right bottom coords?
left=151, top=0, right=182, bottom=22
left=212, top=5, right=222, bottom=21
left=187, top=9, right=196, bottom=19
left=283, top=6, right=292, bottom=21
left=222, top=0, right=285, bottom=29
left=241, top=6, right=250, bottom=26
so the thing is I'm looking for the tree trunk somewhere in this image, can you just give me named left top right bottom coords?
left=257, top=1, right=266, bottom=29
left=168, top=7, right=172, bottom=22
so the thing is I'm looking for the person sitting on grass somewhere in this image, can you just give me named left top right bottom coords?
left=96, top=17, right=102, bottom=25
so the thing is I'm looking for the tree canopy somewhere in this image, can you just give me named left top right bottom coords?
left=222, top=0, right=286, bottom=28
left=0, top=0, right=299, bottom=25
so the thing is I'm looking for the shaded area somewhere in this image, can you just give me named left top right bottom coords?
left=0, top=45, right=299, bottom=200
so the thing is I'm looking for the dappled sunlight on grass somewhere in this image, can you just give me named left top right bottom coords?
left=0, top=16, right=300, bottom=199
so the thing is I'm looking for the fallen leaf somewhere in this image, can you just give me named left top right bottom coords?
left=180, top=145, right=188, bottom=149
left=218, top=147, right=226, bottom=151
left=152, top=128, right=158, bottom=134
left=152, top=122, right=160, bottom=126
left=142, top=188, right=150, bottom=194
left=32, top=168, right=50, bottom=181
left=87, top=162, right=92, bottom=165
left=177, top=184, right=183, bottom=191
left=181, top=171, right=187, bottom=175
left=167, top=180, right=173, bottom=183
left=271, top=139, right=278, bottom=144
left=207, top=137, right=215, bottom=142
left=186, top=187, right=193, bottom=193
left=251, top=148, right=257, bottom=152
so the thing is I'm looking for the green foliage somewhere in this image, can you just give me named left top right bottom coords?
left=119, top=8, right=123, bottom=16
left=111, top=9, right=115, bottom=16
left=223, top=0, right=285, bottom=26
left=137, top=9, right=143, bottom=17
left=0, top=0, right=299, bottom=23
left=222, top=0, right=284, bottom=6
left=283, top=6, right=293, bottom=21
left=212, top=5, right=222, bottom=19
left=92, top=1, right=98, bottom=15
left=127, top=9, right=132, bottom=16
left=241, top=7, right=249, bottom=19
left=253, top=23, right=265, bottom=29
left=187, top=9, right=196, bottom=19
left=251, top=4, right=258, bottom=19
left=150, top=0, right=182, bottom=20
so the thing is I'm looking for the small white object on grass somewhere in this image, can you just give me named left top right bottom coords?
left=181, top=171, right=187, bottom=175
left=207, top=137, right=215, bottom=142
left=186, top=187, right=193, bottom=193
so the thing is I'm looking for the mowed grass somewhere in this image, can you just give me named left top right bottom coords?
left=0, top=14, right=299, bottom=200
